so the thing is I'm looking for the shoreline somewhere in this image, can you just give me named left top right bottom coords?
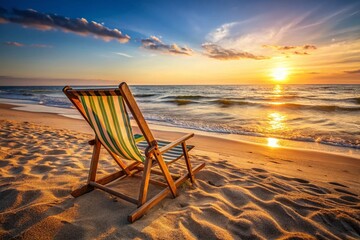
left=1, top=98, right=359, bottom=160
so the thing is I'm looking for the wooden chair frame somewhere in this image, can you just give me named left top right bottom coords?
left=63, top=82, right=205, bottom=222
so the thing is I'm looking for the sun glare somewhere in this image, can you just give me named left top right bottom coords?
left=267, top=137, right=279, bottom=148
left=271, top=67, right=288, bottom=82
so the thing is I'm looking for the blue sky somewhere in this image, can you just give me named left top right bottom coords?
left=0, top=0, right=359, bottom=85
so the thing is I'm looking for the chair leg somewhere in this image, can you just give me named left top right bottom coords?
left=182, top=142, right=195, bottom=184
left=154, top=149, right=177, bottom=198
left=138, top=157, right=152, bottom=206
left=128, top=162, right=205, bottom=223
left=87, top=137, right=101, bottom=183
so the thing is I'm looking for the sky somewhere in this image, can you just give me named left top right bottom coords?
left=0, top=0, right=359, bottom=85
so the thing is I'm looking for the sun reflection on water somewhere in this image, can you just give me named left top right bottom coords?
left=273, top=84, right=282, bottom=96
left=267, top=137, right=279, bottom=147
left=268, top=112, right=286, bottom=131
left=266, top=112, right=286, bottom=147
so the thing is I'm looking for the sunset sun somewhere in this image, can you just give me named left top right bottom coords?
left=271, top=67, right=289, bottom=82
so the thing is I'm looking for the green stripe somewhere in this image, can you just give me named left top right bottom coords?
left=80, top=96, right=96, bottom=130
left=80, top=96, right=114, bottom=153
left=88, top=96, right=119, bottom=155
left=116, top=96, right=144, bottom=161
left=106, top=96, right=137, bottom=160
left=97, top=95, right=131, bottom=159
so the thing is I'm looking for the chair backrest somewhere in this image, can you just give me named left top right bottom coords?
left=63, top=83, right=156, bottom=162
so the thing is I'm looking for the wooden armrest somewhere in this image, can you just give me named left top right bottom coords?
left=159, top=133, right=194, bottom=154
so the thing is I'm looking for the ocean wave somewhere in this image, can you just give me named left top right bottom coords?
left=299, top=96, right=360, bottom=104
left=162, top=95, right=211, bottom=100
left=164, top=99, right=195, bottom=105
left=133, top=93, right=157, bottom=98
left=273, top=95, right=299, bottom=99
left=347, top=97, right=360, bottom=104
left=209, top=98, right=360, bottom=112
left=272, top=103, right=360, bottom=112
left=212, top=99, right=254, bottom=107
left=161, top=96, right=360, bottom=111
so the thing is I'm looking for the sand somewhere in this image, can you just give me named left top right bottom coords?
left=0, top=104, right=359, bottom=239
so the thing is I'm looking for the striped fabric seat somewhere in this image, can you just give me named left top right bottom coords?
left=135, top=134, right=194, bottom=163
left=79, top=95, right=144, bottom=162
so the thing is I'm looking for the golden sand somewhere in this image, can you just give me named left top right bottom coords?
left=0, top=105, right=359, bottom=239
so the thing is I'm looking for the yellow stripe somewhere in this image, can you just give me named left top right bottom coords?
left=111, top=95, right=143, bottom=161
left=92, top=95, right=133, bottom=159
left=80, top=95, right=143, bottom=162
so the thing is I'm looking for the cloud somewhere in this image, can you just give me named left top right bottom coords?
left=0, top=8, right=130, bottom=43
left=30, top=44, right=52, bottom=48
left=202, top=43, right=268, bottom=60
left=263, top=44, right=317, bottom=55
left=263, top=44, right=317, bottom=50
left=303, top=44, right=317, bottom=50
left=344, top=69, right=360, bottom=74
left=4, top=41, right=24, bottom=47
left=141, top=36, right=193, bottom=55
left=114, top=52, right=133, bottom=58
left=293, top=51, right=309, bottom=55
left=3, top=41, right=52, bottom=48
left=207, top=22, right=239, bottom=43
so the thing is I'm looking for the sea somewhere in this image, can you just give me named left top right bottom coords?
left=0, top=84, right=359, bottom=157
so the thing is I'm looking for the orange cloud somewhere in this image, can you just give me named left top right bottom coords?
left=263, top=44, right=317, bottom=55
left=202, top=43, right=268, bottom=60
left=141, top=36, right=193, bottom=56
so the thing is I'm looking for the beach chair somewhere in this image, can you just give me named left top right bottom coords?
left=63, top=82, right=205, bottom=222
